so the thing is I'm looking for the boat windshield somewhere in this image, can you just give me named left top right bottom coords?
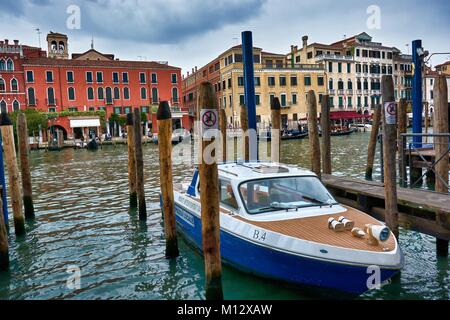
left=239, top=176, right=337, bottom=214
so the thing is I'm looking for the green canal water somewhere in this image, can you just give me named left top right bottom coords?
left=0, top=131, right=448, bottom=300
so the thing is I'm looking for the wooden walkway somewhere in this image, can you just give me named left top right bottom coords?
left=321, top=174, right=450, bottom=241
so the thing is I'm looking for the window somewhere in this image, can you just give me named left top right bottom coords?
left=0, top=100, right=6, bottom=113
left=292, top=93, right=297, bottom=105
left=113, top=72, right=119, bottom=83
left=172, top=88, right=179, bottom=102
left=339, top=97, right=343, bottom=107
left=114, top=87, right=120, bottom=100
left=68, top=87, right=75, bottom=101
left=387, top=66, right=393, bottom=75
left=357, top=97, right=361, bottom=107
left=253, top=55, right=261, bottom=64
left=47, top=87, right=55, bottom=105
left=96, top=72, right=103, bottom=83
left=255, top=77, right=261, bottom=86
left=347, top=63, right=351, bottom=73
left=140, top=73, right=146, bottom=84
left=357, top=79, right=362, bottom=90
left=67, top=71, right=74, bottom=83
left=87, top=87, right=94, bottom=100
left=228, top=78, right=232, bottom=89
left=48, top=107, right=56, bottom=113
left=239, top=95, right=245, bottom=106
left=304, top=76, right=311, bottom=86
left=269, top=94, right=275, bottom=106
left=318, top=94, right=323, bottom=103
left=234, top=54, right=243, bottom=63
left=0, top=60, right=5, bottom=71
left=0, top=79, right=4, bottom=92
left=171, top=73, right=177, bottom=84
left=338, top=63, right=342, bottom=73
left=68, top=107, right=77, bottom=112
left=152, top=87, right=158, bottom=103
left=141, top=87, right=147, bottom=100
left=13, top=100, right=19, bottom=112
left=220, top=180, right=238, bottom=209
left=89, top=107, right=95, bottom=112
left=98, top=87, right=104, bottom=100
left=307, top=52, right=313, bottom=59
left=123, top=87, right=130, bottom=100
left=328, top=62, right=333, bottom=72
left=106, top=88, right=113, bottom=104
left=238, top=76, right=244, bottom=87
left=27, top=87, right=36, bottom=105
left=280, top=93, right=287, bottom=107
left=255, top=94, right=260, bottom=106
left=151, top=73, right=157, bottom=84
left=124, top=107, right=131, bottom=114
left=114, top=107, right=122, bottom=115
left=363, top=80, right=368, bottom=90
left=348, top=97, right=352, bottom=107
left=46, top=71, right=53, bottom=83
left=279, top=76, right=286, bottom=86
left=347, top=80, right=353, bottom=90
left=86, top=71, right=93, bottom=83
left=291, top=76, right=298, bottom=86
left=6, top=59, right=13, bottom=71
left=223, top=96, right=226, bottom=108
left=238, top=176, right=336, bottom=214
left=328, top=79, right=333, bottom=90
left=268, top=76, right=275, bottom=86
left=26, top=71, right=34, bottom=83
left=318, top=76, right=324, bottom=86
left=122, top=72, right=129, bottom=83
left=356, top=64, right=361, bottom=73
left=338, top=80, right=344, bottom=90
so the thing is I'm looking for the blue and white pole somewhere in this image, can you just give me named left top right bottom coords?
left=412, top=40, right=423, bottom=148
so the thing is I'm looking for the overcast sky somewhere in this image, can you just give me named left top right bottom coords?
left=1, top=0, right=449, bottom=75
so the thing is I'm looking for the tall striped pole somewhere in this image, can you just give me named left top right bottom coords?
left=411, top=40, right=423, bottom=148
left=0, top=132, right=8, bottom=225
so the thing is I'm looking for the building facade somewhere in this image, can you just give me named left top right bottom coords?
left=182, top=45, right=325, bottom=128
left=0, top=33, right=185, bottom=139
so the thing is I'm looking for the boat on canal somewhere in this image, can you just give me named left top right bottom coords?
left=171, top=162, right=403, bottom=295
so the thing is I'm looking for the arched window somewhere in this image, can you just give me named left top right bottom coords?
left=328, top=78, right=333, bottom=90
left=58, top=41, right=65, bottom=53
left=51, top=41, right=57, bottom=52
left=68, top=87, right=75, bottom=101
left=140, top=87, right=147, bottom=100
left=11, top=78, right=18, bottom=92
left=0, top=59, right=5, bottom=71
left=152, top=87, right=158, bottom=103
left=27, top=87, right=36, bottom=106
left=12, top=100, right=19, bottom=112
left=0, top=78, right=5, bottom=92
left=47, top=87, right=55, bottom=105
left=123, top=87, right=130, bottom=100
left=98, top=87, right=104, bottom=100
left=0, top=100, right=6, bottom=113
left=337, top=79, right=344, bottom=90
left=113, top=87, right=120, bottom=100
left=106, top=87, right=113, bottom=104
left=172, top=87, right=178, bottom=103
left=6, top=59, right=13, bottom=71
left=87, top=87, right=94, bottom=100
left=347, top=80, right=353, bottom=90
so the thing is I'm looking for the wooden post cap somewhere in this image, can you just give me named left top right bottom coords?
left=157, top=101, right=172, bottom=120
left=126, top=113, right=134, bottom=126
left=0, top=112, right=12, bottom=126
left=271, top=97, right=281, bottom=110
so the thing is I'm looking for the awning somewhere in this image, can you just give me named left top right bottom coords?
left=329, top=111, right=371, bottom=120
left=69, top=118, right=101, bottom=128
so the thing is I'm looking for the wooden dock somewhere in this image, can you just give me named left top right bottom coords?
left=322, top=174, right=450, bottom=241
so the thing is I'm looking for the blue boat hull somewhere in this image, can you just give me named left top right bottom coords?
left=174, top=203, right=399, bottom=295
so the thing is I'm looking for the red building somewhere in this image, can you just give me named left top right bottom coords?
left=0, top=32, right=188, bottom=139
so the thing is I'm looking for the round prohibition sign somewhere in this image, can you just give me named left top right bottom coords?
left=202, top=110, right=217, bottom=128
left=386, top=102, right=397, bottom=116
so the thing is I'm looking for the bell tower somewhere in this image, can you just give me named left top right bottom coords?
left=47, top=32, right=68, bottom=59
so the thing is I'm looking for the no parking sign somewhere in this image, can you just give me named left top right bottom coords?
left=200, top=109, right=218, bottom=137
left=384, top=102, right=397, bottom=125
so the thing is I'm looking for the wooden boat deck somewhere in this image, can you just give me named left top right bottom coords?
left=234, top=206, right=396, bottom=252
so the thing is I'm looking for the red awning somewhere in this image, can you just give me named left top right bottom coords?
left=329, top=111, right=371, bottom=120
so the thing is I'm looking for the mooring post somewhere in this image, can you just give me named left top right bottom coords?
left=198, top=82, right=223, bottom=300
left=381, top=75, right=399, bottom=239
left=17, top=113, right=35, bottom=219
left=0, top=196, right=8, bottom=271
left=307, top=90, right=321, bottom=178
left=133, top=108, right=146, bottom=221
left=412, top=40, right=423, bottom=148
left=321, top=95, right=332, bottom=174
left=0, top=133, right=8, bottom=225
left=157, top=101, right=179, bottom=259
left=0, top=112, right=25, bottom=235
left=270, top=97, right=281, bottom=163
left=126, top=113, right=137, bottom=209
left=219, top=108, right=227, bottom=163
left=398, top=99, right=408, bottom=186
left=240, top=104, right=249, bottom=162
left=433, top=75, right=449, bottom=257
left=365, top=104, right=382, bottom=180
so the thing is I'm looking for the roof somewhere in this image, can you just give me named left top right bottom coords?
left=22, top=57, right=181, bottom=70
left=72, top=49, right=115, bottom=61
left=218, top=162, right=315, bottom=181
left=435, top=61, right=450, bottom=69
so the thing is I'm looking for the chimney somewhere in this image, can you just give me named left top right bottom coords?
left=187, top=71, right=190, bottom=77
left=302, top=36, right=308, bottom=48
left=14, top=40, right=19, bottom=45
left=192, top=67, right=195, bottom=74
left=4, top=39, right=8, bottom=45
left=195, top=66, right=198, bottom=72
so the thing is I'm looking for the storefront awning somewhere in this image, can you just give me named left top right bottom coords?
left=69, top=118, right=101, bottom=128
left=329, top=111, right=371, bottom=120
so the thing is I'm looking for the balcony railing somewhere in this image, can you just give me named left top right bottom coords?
left=315, top=54, right=354, bottom=62
left=347, top=90, right=354, bottom=95
left=105, top=99, right=114, bottom=105
left=356, top=90, right=363, bottom=95
left=337, top=89, right=345, bottom=95
left=371, top=90, right=381, bottom=95
left=263, top=63, right=324, bottom=71
left=363, top=90, right=370, bottom=95
left=329, top=89, right=336, bottom=95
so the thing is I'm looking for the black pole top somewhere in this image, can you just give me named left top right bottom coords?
left=157, top=101, right=172, bottom=120
left=0, top=112, right=12, bottom=126
left=126, top=113, right=134, bottom=126
left=271, top=97, right=281, bottom=110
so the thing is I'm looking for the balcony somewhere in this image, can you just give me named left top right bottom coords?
left=26, top=98, right=38, bottom=107
left=328, top=89, right=336, bottom=95
left=356, top=90, right=363, bottom=95
left=171, top=98, right=180, bottom=105
left=337, top=89, right=345, bottom=95
left=363, top=90, right=370, bottom=95
left=315, top=54, right=354, bottom=62
left=346, top=90, right=354, bottom=95
left=371, top=90, right=381, bottom=95
left=46, top=98, right=57, bottom=106
left=263, top=63, right=324, bottom=71
left=105, top=99, right=114, bottom=105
